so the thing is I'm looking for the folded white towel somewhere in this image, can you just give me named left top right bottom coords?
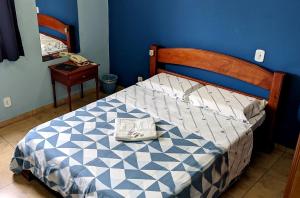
left=114, top=117, right=158, bottom=141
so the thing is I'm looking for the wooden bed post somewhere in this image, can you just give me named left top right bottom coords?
left=266, top=72, right=285, bottom=151
left=65, top=26, right=71, bottom=52
left=149, top=45, right=159, bottom=77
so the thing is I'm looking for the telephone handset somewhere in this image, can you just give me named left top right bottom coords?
left=59, top=52, right=71, bottom=57
left=59, top=52, right=89, bottom=66
left=70, top=54, right=88, bottom=64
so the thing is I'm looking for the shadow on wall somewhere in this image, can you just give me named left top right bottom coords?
left=276, top=74, right=300, bottom=146
left=298, top=104, right=300, bottom=122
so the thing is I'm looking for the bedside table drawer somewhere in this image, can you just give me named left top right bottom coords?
left=69, top=69, right=97, bottom=84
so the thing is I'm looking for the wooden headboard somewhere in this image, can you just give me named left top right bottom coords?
left=37, top=14, right=72, bottom=52
left=149, top=44, right=285, bottom=151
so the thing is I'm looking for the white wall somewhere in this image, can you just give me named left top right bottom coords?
left=0, top=0, right=109, bottom=121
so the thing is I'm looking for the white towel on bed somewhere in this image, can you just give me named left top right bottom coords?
left=114, top=117, right=158, bottom=141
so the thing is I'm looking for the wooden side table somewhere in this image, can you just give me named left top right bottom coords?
left=49, top=61, right=99, bottom=111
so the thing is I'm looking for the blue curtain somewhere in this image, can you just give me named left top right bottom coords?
left=0, top=0, right=24, bottom=62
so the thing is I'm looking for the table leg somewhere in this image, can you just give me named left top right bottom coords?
left=67, top=86, right=72, bottom=111
left=80, top=83, right=84, bottom=98
left=51, top=79, right=57, bottom=108
left=95, top=77, right=99, bottom=100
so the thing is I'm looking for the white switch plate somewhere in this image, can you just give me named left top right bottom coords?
left=138, top=76, right=143, bottom=82
left=255, top=49, right=265, bottom=62
left=36, top=7, right=39, bottom=13
left=3, top=97, right=12, bottom=108
left=149, top=50, right=154, bottom=57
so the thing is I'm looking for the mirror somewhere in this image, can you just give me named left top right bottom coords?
left=35, top=0, right=80, bottom=62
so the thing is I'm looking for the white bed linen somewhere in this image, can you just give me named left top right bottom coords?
left=109, top=85, right=266, bottom=182
left=114, top=117, right=158, bottom=141
left=188, top=85, right=267, bottom=123
left=40, top=33, right=68, bottom=56
left=137, top=73, right=203, bottom=100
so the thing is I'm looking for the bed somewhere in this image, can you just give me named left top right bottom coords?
left=10, top=45, right=285, bottom=197
left=37, top=14, right=72, bottom=60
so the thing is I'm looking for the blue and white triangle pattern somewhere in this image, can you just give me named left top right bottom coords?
left=10, top=98, right=228, bottom=198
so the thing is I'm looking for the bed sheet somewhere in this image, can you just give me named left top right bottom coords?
left=40, top=33, right=68, bottom=56
left=10, top=97, right=229, bottom=198
left=109, top=85, right=266, bottom=182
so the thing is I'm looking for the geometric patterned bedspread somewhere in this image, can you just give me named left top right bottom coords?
left=110, top=85, right=262, bottom=183
left=10, top=97, right=229, bottom=198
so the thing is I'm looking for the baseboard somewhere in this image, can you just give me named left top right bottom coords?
left=0, top=85, right=125, bottom=129
left=0, top=88, right=96, bottom=129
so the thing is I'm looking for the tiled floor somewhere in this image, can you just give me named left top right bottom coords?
left=0, top=91, right=294, bottom=198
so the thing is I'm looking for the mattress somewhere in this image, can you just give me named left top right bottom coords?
left=40, top=33, right=68, bottom=56
left=110, top=85, right=266, bottom=182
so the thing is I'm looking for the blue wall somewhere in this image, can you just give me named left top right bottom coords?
left=109, top=0, right=300, bottom=148
left=36, top=0, right=80, bottom=52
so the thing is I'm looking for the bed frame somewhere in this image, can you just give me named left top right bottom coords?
left=149, top=44, right=285, bottom=152
left=37, top=14, right=72, bottom=52
left=21, top=44, right=285, bottom=183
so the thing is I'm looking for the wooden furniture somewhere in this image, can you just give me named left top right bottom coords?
left=49, top=61, right=99, bottom=112
left=37, top=14, right=73, bottom=61
left=149, top=44, right=285, bottom=151
left=284, top=134, right=300, bottom=198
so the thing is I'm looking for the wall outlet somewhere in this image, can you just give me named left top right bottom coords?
left=149, top=50, right=154, bottom=56
left=3, top=97, right=12, bottom=108
left=138, top=76, right=143, bottom=82
left=255, top=49, right=265, bottom=62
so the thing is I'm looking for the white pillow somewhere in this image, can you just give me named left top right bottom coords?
left=137, top=73, right=203, bottom=100
left=189, top=85, right=267, bottom=123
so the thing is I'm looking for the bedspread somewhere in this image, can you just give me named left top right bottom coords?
left=110, top=85, right=265, bottom=183
left=10, top=97, right=229, bottom=198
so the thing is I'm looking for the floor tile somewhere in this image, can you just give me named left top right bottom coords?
left=0, top=117, right=41, bottom=146
left=0, top=175, right=58, bottom=198
left=250, top=148, right=284, bottom=170
left=221, top=147, right=286, bottom=198
left=0, top=135, right=13, bottom=151
left=243, top=169, right=288, bottom=198
left=0, top=136, right=14, bottom=189
left=222, top=165, right=267, bottom=198
left=33, top=108, right=60, bottom=123
left=268, top=152, right=293, bottom=180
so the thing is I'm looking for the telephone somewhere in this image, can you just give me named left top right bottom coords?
left=70, top=54, right=88, bottom=64
left=59, top=51, right=71, bottom=57
left=59, top=52, right=89, bottom=66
